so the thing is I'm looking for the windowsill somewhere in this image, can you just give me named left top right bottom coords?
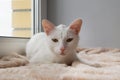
left=0, top=36, right=30, bottom=39
left=0, top=36, right=29, bottom=55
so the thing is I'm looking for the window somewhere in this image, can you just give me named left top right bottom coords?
left=0, top=0, right=13, bottom=37
left=0, top=0, right=47, bottom=54
left=0, top=0, right=32, bottom=38
left=0, top=0, right=47, bottom=38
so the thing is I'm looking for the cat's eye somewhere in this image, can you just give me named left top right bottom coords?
left=66, top=38, right=73, bottom=42
left=52, top=38, right=58, bottom=42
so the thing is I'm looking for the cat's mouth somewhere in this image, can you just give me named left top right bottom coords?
left=60, top=52, right=65, bottom=55
left=60, top=51, right=67, bottom=56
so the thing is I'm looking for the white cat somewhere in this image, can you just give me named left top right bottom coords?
left=26, top=18, right=83, bottom=65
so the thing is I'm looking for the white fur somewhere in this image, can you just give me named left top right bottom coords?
left=26, top=24, right=79, bottom=65
left=26, top=18, right=85, bottom=65
left=26, top=19, right=98, bottom=66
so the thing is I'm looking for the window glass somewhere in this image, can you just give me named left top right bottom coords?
left=0, top=0, right=32, bottom=37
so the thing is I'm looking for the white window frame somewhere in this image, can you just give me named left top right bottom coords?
left=32, top=0, right=47, bottom=35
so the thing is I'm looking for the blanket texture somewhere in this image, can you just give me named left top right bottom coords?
left=0, top=48, right=120, bottom=80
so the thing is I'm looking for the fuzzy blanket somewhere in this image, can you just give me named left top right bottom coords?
left=0, top=48, right=120, bottom=80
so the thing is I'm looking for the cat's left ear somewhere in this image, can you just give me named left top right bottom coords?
left=69, top=18, right=82, bottom=35
left=42, top=19, right=55, bottom=35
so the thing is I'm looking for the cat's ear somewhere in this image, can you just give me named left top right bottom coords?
left=42, top=19, right=55, bottom=35
left=69, top=18, right=82, bottom=35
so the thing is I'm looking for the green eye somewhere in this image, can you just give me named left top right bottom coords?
left=66, top=38, right=73, bottom=42
left=52, top=38, right=58, bottom=42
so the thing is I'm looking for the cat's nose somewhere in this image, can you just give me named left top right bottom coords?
left=60, top=47, right=65, bottom=52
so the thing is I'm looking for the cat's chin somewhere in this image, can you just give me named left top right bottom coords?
left=55, top=52, right=67, bottom=57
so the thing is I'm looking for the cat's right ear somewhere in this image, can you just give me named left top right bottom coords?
left=42, top=19, right=55, bottom=35
left=69, top=18, right=82, bottom=35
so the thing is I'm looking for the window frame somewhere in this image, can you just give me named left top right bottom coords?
left=32, top=0, right=47, bottom=35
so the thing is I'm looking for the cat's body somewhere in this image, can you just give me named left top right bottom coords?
left=26, top=19, right=82, bottom=65
left=26, top=32, right=78, bottom=65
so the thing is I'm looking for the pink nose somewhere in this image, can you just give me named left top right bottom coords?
left=60, top=47, right=65, bottom=52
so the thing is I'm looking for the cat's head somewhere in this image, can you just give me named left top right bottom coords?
left=42, top=18, right=82, bottom=56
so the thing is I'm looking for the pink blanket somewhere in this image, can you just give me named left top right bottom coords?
left=0, top=48, right=120, bottom=80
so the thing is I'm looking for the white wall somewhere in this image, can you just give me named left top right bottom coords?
left=47, top=0, right=120, bottom=48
